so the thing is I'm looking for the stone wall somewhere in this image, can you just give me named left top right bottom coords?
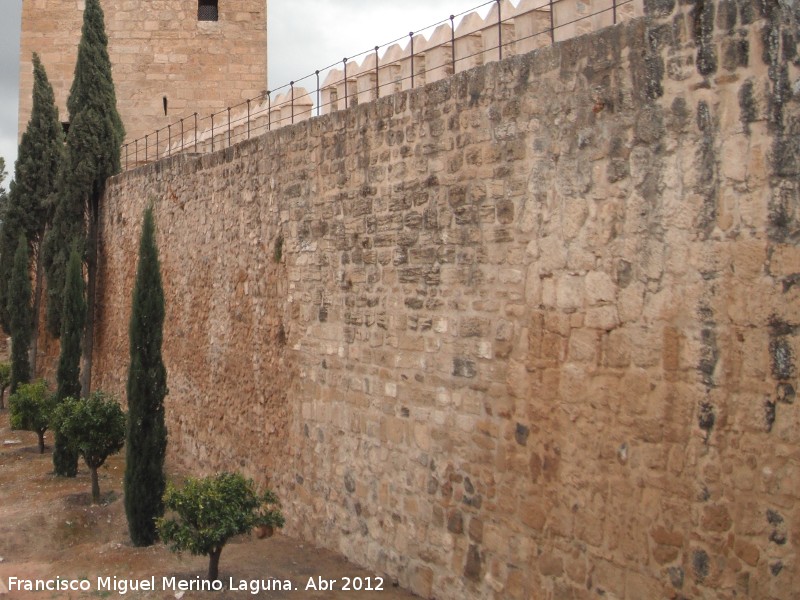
left=68, top=1, right=800, bottom=598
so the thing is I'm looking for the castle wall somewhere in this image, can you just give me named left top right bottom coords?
left=77, top=1, right=799, bottom=598
left=18, top=0, right=267, bottom=148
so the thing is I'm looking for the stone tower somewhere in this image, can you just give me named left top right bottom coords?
left=18, top=0, right=267, bottom=147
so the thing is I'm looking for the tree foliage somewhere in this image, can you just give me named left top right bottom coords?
left=53, top=391, right=125, bottom=503
left=9, top=380, right=54, bottom=453
left=43, top=0, right=123, bottom=337
left=0, top=362, right=11, bottom=410
left=0, top=56, right=63, bottom=334
left=8, top=236, right=33, bottom=393
left=157, top=473, right=285, bottom=581
left=56, top=244, right=85, bottom=400
left=0, top=156, right=6, bottom=197
left=0, top=156, right=7, bottom=246
left=53, top=244, right=85, bottom=476
left=125, top=206, right=168, bottom=546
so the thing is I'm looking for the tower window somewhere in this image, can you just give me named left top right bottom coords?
left=198, top=0, right=218, bottom=21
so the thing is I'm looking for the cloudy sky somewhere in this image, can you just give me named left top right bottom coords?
left=0, top=0, right=491, bottom=187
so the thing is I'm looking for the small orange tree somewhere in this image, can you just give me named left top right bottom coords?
left=9, top=380, right=54, bottom=453
left=157, top=473, right=284, bottom=581
left=54, top=392, right=125, bottom=503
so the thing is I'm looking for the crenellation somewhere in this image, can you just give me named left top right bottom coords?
left=168, top=0, right=646, bottom=166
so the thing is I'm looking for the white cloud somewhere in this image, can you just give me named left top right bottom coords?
left=0, top=0, right=21, bottom=186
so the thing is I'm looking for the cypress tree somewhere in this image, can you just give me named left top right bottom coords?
left=125, top=207, right=168, bottom=546
left=53, top=245, right=85, bottom=477
left=0, top=157, right=7, bottom=231
left=0, top=157, right=6, bottom=217
left=8, top=236, right=33, bottom=393
left=0, top=55, right=64, bottom=338
left=43, top=0, right=124, bottom=394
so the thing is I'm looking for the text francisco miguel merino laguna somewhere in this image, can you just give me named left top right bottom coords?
left=5, top=574, right=382, bottom=594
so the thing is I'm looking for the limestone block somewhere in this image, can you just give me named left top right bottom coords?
left=567, top=329, right=599, bottom=363
left=556, top=274, right=585, bottom=311
left=585, top=305, right=620, bottom=330
left=585, top=271, right=616, bottom=305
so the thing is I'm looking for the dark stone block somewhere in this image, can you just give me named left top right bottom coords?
left=764, top=398, right=776, bottom=433
left=717, top=0, right=738, bottom=32
left=452, top=358, right=477, bottom=378
left=692, top=549, right=710, bottom=581
left=515, top=423, right=530, bottom=446
left=496, top=199, right=514, bottom=224
left=722, top=38, right=749, bottom=71
left=644, top=0, right=676, bottom=17
left=770, top=530, right=787, bottom=545
left=693, top=0, right=718, bottom=76
left=738, top=79, right=757, bottom=133
left=766, top=509, right=784, bottom=525
left=769, top=338, right=796, bottom=380
left=447, top=510, right=463, bottom=534
left=464, top=545, right=483, bottom=581
left=669, top=566, right=685, bottom=589
left=698, top=401, right=716, bottom=434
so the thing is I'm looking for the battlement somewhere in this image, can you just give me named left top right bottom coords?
left=154, top=0, right=643, bottom=165
left=319, top=0, right=642, bottom=113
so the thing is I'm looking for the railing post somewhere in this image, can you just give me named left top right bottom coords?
left=135, top=139, right=138, bottom=165
left=125, top=144, right=128, bottom=170
left=613, top=0, right=617, bottom=24
left=227, top=107, right=231, bottom=147
left=211, top=113, right=215, bottom=152
left=409, top=32, right=415, bottom=88
left=374, top=46, right=380, bottom=99
left=193, top=113, right=198, bottom=152
left=267, top=91, right=271, bottom=131
left=315, top=70, right=320, bottom=116
left=247, top=99, right=251, bottom=139
left=181, top=118, right=185, bottom=152
left=450, top=15, right=456, bottom=74
left=156, top=129, right=159, bottom=160
left=497, top=0, right=502, bottom=61
left=145, top=134, right=148, bottom=163
left=550, top=0, right=555, bottom=45
left=291, top=81, right=295, bottom=124
left=343, top=58, right=348, bottom=108
left=167, top=125, right=171, bottom=157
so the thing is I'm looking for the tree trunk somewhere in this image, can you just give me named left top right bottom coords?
left=81, top=191, right=100, bottom=398
left=37, top=430, right=45, bottom=454
left=29, top=237, right=46, bottom=377
left=0, top=387, right=5, bottom=410
left=91, top=466, right=101, bottom=504
left=207, top=548, right=222, bottom=581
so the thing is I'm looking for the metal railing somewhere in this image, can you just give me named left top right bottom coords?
left=121, top=0, right=636, bottom=171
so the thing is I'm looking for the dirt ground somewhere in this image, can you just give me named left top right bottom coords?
left=0, top=410, right=418, bottom=600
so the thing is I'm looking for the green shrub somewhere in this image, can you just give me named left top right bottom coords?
left=157, top=472, right=284, bottom=581
left=53, top=391, right=125, bottom=504
left=9, top=380, right=54, bottom=453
